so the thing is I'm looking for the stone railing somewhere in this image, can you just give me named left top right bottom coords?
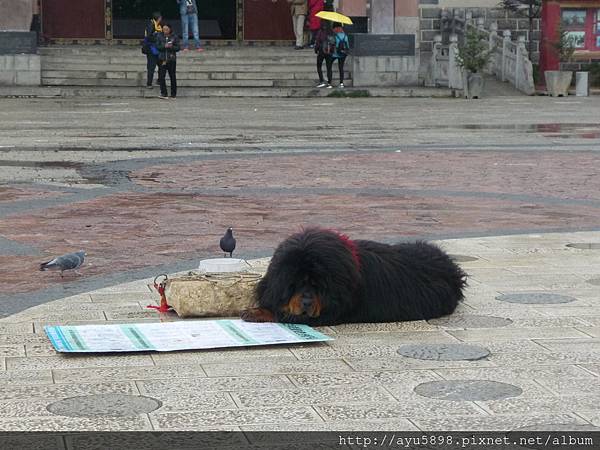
left=426, top=18, right=535, bottom=95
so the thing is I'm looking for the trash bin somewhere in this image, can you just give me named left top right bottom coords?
left=576, top=71, right=589, bottom=97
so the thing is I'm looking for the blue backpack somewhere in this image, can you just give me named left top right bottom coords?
left=335, top=32, right=349, bottom=57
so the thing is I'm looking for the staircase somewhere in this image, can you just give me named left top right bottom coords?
left=38, top=45, right=352, bottom=97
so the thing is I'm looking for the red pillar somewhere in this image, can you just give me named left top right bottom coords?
left=540, top=0, right=562, bottom=73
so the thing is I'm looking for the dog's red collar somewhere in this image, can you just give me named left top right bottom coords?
left=336, top=232, right=361, bottom=269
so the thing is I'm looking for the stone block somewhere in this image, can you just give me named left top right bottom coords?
left=0, top=0, right=33, bottom=31
left=370, top=0, right=395, bottom=34
left=15, top=69, right=41, bottom=86
left=421, top=30, right=439, bottom=42
left=487, top=8, right=508, bottom=19
left=0, top=70, right=15, bottom=85
left=13, top=54, right=30, bottom=70
left=0, top=54, right=14, bottom=70
left=354, top=70, right=397, bottom=86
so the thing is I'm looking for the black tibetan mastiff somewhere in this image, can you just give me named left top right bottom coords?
left=241, top=228, right=467, bottom=326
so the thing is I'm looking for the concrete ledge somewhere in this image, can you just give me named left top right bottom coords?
left=0, top=54, right=41, bottom=86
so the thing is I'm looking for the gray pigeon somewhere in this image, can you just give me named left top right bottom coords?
left=219, top=228, right=236, bottom=257
left=40, top=250, right=86, bottom=277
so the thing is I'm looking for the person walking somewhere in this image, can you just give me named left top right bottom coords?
left=143, top=12, right=162, bottom=88
left=314, top=22, right=334, bottom=88
left=332, top=22, right=349, bottom=88
left=287, top=0, right=308, bottom=49
left=177, top=0, right=203, bottom=52
left=307, top=0, right=323, bottom=48
left=156, top=24, right=180, bottom=99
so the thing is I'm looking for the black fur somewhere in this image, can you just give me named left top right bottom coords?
left=252, top=228, right=467, bottom=326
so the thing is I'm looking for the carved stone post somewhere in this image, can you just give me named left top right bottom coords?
left=448, top=34, right=463, bottom=90
left=502, top=30, right=511, bottom=82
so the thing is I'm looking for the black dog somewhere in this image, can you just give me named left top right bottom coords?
left=241, top=228, right=467, bottom=326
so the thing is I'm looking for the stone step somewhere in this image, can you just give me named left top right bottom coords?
left=41, top=62, right=326, bottom=73
left=39, top=46, right=313, bottom=57
left=41, top=70, right=352, bottom=81
left=0, top=85, right=453, bottom=99
left=41, top=55, right=318, bottom=65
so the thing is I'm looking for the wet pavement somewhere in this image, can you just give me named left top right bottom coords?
left=1, top=96, right=600, bottom=314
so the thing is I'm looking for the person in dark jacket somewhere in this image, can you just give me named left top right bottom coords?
left=156, top=24, right=180, bottom=99
left=143, top=12, right=162, bottom=88
left=332, top=22, right=349, bottom=88
left=314, top=21, right=334, bottom=88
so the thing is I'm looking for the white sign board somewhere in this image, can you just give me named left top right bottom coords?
left=45, top=320, right=332, bottom=353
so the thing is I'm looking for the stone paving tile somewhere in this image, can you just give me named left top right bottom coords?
left=150, top=392, right=235, bottom=413
left=151, top=347, right=296, bottom=365
left=0, top=415, right=152, bottom=431
left=289, top=370, right=442, bottom=389
left=449, top=339, right=546, bottom=354
left=138, top=375, right=294, bottom=396
left=579, top=364, right=600, bottom=376
left=577, top=316, right=600, bottom=326
left=289, top=337, right=460, bottom=360
left=413, top=413, right=589, bottom=431
left=201, top=359, right=352, bottom=377
left=92, top=283, right=153, bottom=294
left=533, top=307, right=600, bottom=317
left=0, top=398, right=63, bottom=417
left=26, top=342, right=60, bottom=357
left=53, top=365, right=208, bottom=383
left=0, top=345, right=25, bottom=357
left=0, top=322, right=34, bottom=334
left=0, top=369, right=54, bottom=385
left=9, top=311, right=107, bottom=323
left=577, top=411, right=600, bottom=427
left=434, top=365, right=596, bottom=382
left=0, top=381, right=137, bottom=401
left=535, top=377, right=600, bottom=396
left=315, top=401, right=485, bottom=422
left=0, top=333, right=48, bottom=345
left=476, top=395, right=600, bottom=415
left=449, top=327, right=590, bottom=341
left=241, top=419, right=419, bottom=432
left=90, top=292, right=158, bottom=303
left=577, top=326, right=600, bottom=337
left=344, top=357, right=495, bottom=372
left=487, top=351, right=600, bottom=366
left=533, top=338, right=600, bottom=352
left=6, top=354, right=154, bottom=370
left=326, top=321, right=439, bottom=334
left=231, top=386, right=395, bottom=408
left=104, top=307, right=162, bottom=321
left=151, top=406, right=323, bottom=429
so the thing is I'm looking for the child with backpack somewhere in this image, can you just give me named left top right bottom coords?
left=332, top=22, right=350, bottom=88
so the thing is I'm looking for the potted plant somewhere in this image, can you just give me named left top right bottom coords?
left=456, top=27, right=494, bottom=99
left=544, top=26, right=576, bottom=97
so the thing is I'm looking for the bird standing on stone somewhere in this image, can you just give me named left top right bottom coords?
left=220, top=228, right=236, bottom=257
left=40, top=250, right=86, bottom=277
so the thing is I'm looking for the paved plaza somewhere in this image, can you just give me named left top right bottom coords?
left=0, top=96, right=599, bottom=443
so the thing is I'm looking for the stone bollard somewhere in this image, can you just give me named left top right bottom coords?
left=576, top=72, right=589, bottom=97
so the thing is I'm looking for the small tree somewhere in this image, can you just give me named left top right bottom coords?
left=456, top=28, right=494, bottom=73
left=499, top=0, right=541, bottom=58
left=550, top=25, right=577, bottom=66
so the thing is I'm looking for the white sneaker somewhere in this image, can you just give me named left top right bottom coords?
left=339, top=83, right=345, bottom=89
left=316, top=82, right=327, bottom=88
left=325, top=84, right=333, bottom=89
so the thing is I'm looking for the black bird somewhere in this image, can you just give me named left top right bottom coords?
left=220, top=227, right=236, bottom=257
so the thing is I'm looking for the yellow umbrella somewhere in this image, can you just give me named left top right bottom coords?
left=316, top=11, right=353, bottom=25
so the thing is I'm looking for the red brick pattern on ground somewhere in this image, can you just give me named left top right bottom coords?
left=0, top=187, right=63, bottom=204
left=131, top=151, right=600, bottom=201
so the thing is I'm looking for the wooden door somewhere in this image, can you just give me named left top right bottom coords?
left=243, top=0, right=294, bottom=40
left=42, top=0, right=106, bottom=39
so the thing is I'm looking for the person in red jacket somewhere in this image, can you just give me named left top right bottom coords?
left=307, top=0, right=323, bottom=48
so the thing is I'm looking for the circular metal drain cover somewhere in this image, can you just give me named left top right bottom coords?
left=496, top=292, right=576, bottom=304
left=397, top=343, right=490, bottom=361
left=428, top=314, right=512, bottom=329
left=449, top=254, right=479, bottom=263
left=47, top=394, right=162, bottom=418
left=414, top=380, right=522, bottom=401
left=566, top=243, right=600, bottom=250
left=586, top=277, right=600, bottom=286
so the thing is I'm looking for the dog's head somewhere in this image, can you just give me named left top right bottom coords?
left=255, top=228, right=361, bottom=323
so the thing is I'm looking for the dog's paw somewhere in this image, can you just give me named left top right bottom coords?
left=240, top=308, right=276, bottom=323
